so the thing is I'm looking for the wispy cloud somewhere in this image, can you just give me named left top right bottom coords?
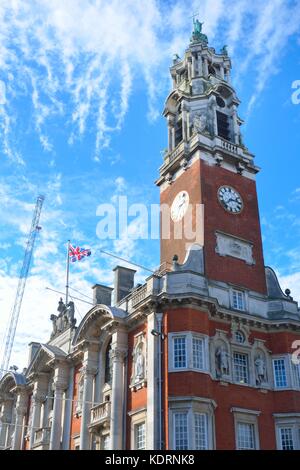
left=0, top=0, right=299, bottom=163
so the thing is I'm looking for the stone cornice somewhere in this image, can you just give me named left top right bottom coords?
left=128, top=290, right=300, bottom=333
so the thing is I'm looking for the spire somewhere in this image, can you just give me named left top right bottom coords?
left=190, top=18, right=208, bottom=45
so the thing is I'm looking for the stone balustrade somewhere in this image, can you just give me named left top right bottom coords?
left=90, top=401, right=111, bottom=426
left=33, top=427, right=51, bottom=446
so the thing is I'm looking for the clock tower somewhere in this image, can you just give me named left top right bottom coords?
left=156, top=21, right=267, bottom=295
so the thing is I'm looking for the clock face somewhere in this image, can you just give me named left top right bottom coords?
left=218, top=186, right=243, bottom=214
left=171, top=190, right=189, bottom=222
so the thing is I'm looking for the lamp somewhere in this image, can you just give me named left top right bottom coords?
left=151, top=329, right=166, bottom=340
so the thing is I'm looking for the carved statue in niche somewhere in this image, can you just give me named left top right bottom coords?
left=134, top=345, right=145, bottom=382
left=130, top=335, right=147, bottom=390
left=215, top=346, right=230, bottom=377
left=254, top=354, right=267, bottom=385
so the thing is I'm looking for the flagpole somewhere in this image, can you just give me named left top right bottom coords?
left=66, top=240, right=70, bottom=305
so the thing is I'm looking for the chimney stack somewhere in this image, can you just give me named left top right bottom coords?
left=113, top=265, right=136, bottom=304
left=28, top=342, right=40, bottom=366
left=92, top=284, right=113, bottom=306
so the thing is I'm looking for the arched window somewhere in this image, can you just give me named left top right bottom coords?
left=105, top=339, right=112, bottom=385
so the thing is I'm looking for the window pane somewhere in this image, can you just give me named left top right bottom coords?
left=193, top=338, right=204, bottom=370
left=194, top=413, right=208, bottom=450
left=237, top=423, right=255, bottom=450
left=232, top=291, right=245, bottom=310
left=273, top=359, right=287, bottom=388
left=233, top=352, right=249, bottom=384
left=174, top=413, right=188, bottom=450
left=280, top=428, right=294, bottom=450
left=174, top=337, right=187, bottom=368
left=135, top=422, right=146, bottom=450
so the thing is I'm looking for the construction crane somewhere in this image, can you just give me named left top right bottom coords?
left=0, top=195, right=45, bottom=379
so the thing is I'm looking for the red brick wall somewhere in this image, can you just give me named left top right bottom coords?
left=160, top=158, right=202, bottom=266
left=164, top=307, right=300, bottom=450
left=201, top=162, right=267, bottom=294
left=160, top=157, right=267, bottom=294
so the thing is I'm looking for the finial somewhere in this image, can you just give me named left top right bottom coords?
left=285, top=289, right=293, bottom=299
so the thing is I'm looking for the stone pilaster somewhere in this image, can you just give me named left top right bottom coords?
left=0, top=398, right=13, bottom=449
left=110, top=347, right=127, bottom=450
left=49, top=366, right=69, bottom=450
left=12, top=391, right=28, bottom=450
left=29, top=385, right=47, bottom=449
left=146, top=312, right=160, bottom=449
left=79, top=345, right=98, bottom=450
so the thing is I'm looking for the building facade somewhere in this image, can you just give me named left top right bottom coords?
left=1, top=23, right=300, bottom=451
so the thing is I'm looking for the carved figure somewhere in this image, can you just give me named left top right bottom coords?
left=135, top=347, right=145, bottom=381
left=193, top=112, right=207, bottom=133
left=255, top=354, right=266, bottom=385
left=216, top=346, right=230, bottom=376
left=194, top=19, right=204, bottom=34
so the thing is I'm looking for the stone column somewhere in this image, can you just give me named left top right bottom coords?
left=191, top=54, right=196, bottom=78
left=49, top=366, right=69, bottom=450
left=182, top=105, right=187, bottom=142
left=12, top=391, right=27, bottom=450
left=203, top=57, right=209, bottom=77
left=62, top=366, right=74, bottom=450
left=110, top=348, right=126, bottom=450
left=168, top=125, right=172, bottom=152
left=186, top=110, right=191, bottom=140
left=171, top=126, right=176, bottom=150
left=198, top=57, right=203, bottom=76
left=110, top=328, right=127, bottom=450
left=187, top=60, right=192, bottom=81
left=29, top=386, right=47, bottom=449
left=219, top=65, right=225, bottom=80
left=79, top=345, right=98, bottom=450
left=0, top=398, right=13, bottom=449
left=226, top=68, right=231, bottom=84
left=146, top=312, right=159, bottom=449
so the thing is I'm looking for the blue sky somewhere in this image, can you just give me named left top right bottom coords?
left=0, top=0, right=300, bottom=369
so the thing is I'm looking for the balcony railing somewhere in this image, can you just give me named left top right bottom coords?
left=131, top=285, right=148, bottom=307
left=90, top=401, right=111, bottom=426
left=33, top=427, right=51, bottom=446
left=219, top=138, right=238, bottom=154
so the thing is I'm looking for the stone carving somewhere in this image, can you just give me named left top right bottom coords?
left=193, top=112, right=207, bottom=133
left=130, top=334, right=147, bottom=390
left=254, top=354, right=267, bottom=385
left=215, top=232, right=255, bottom=265
left=215, top=346, right=230, bottom=377
left=134, top=347, right=145, bottom=382
left=50, top=298, right=77, bottom=340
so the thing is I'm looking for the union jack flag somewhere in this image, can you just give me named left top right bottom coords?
left=69, top=244, right=92, bottom=262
